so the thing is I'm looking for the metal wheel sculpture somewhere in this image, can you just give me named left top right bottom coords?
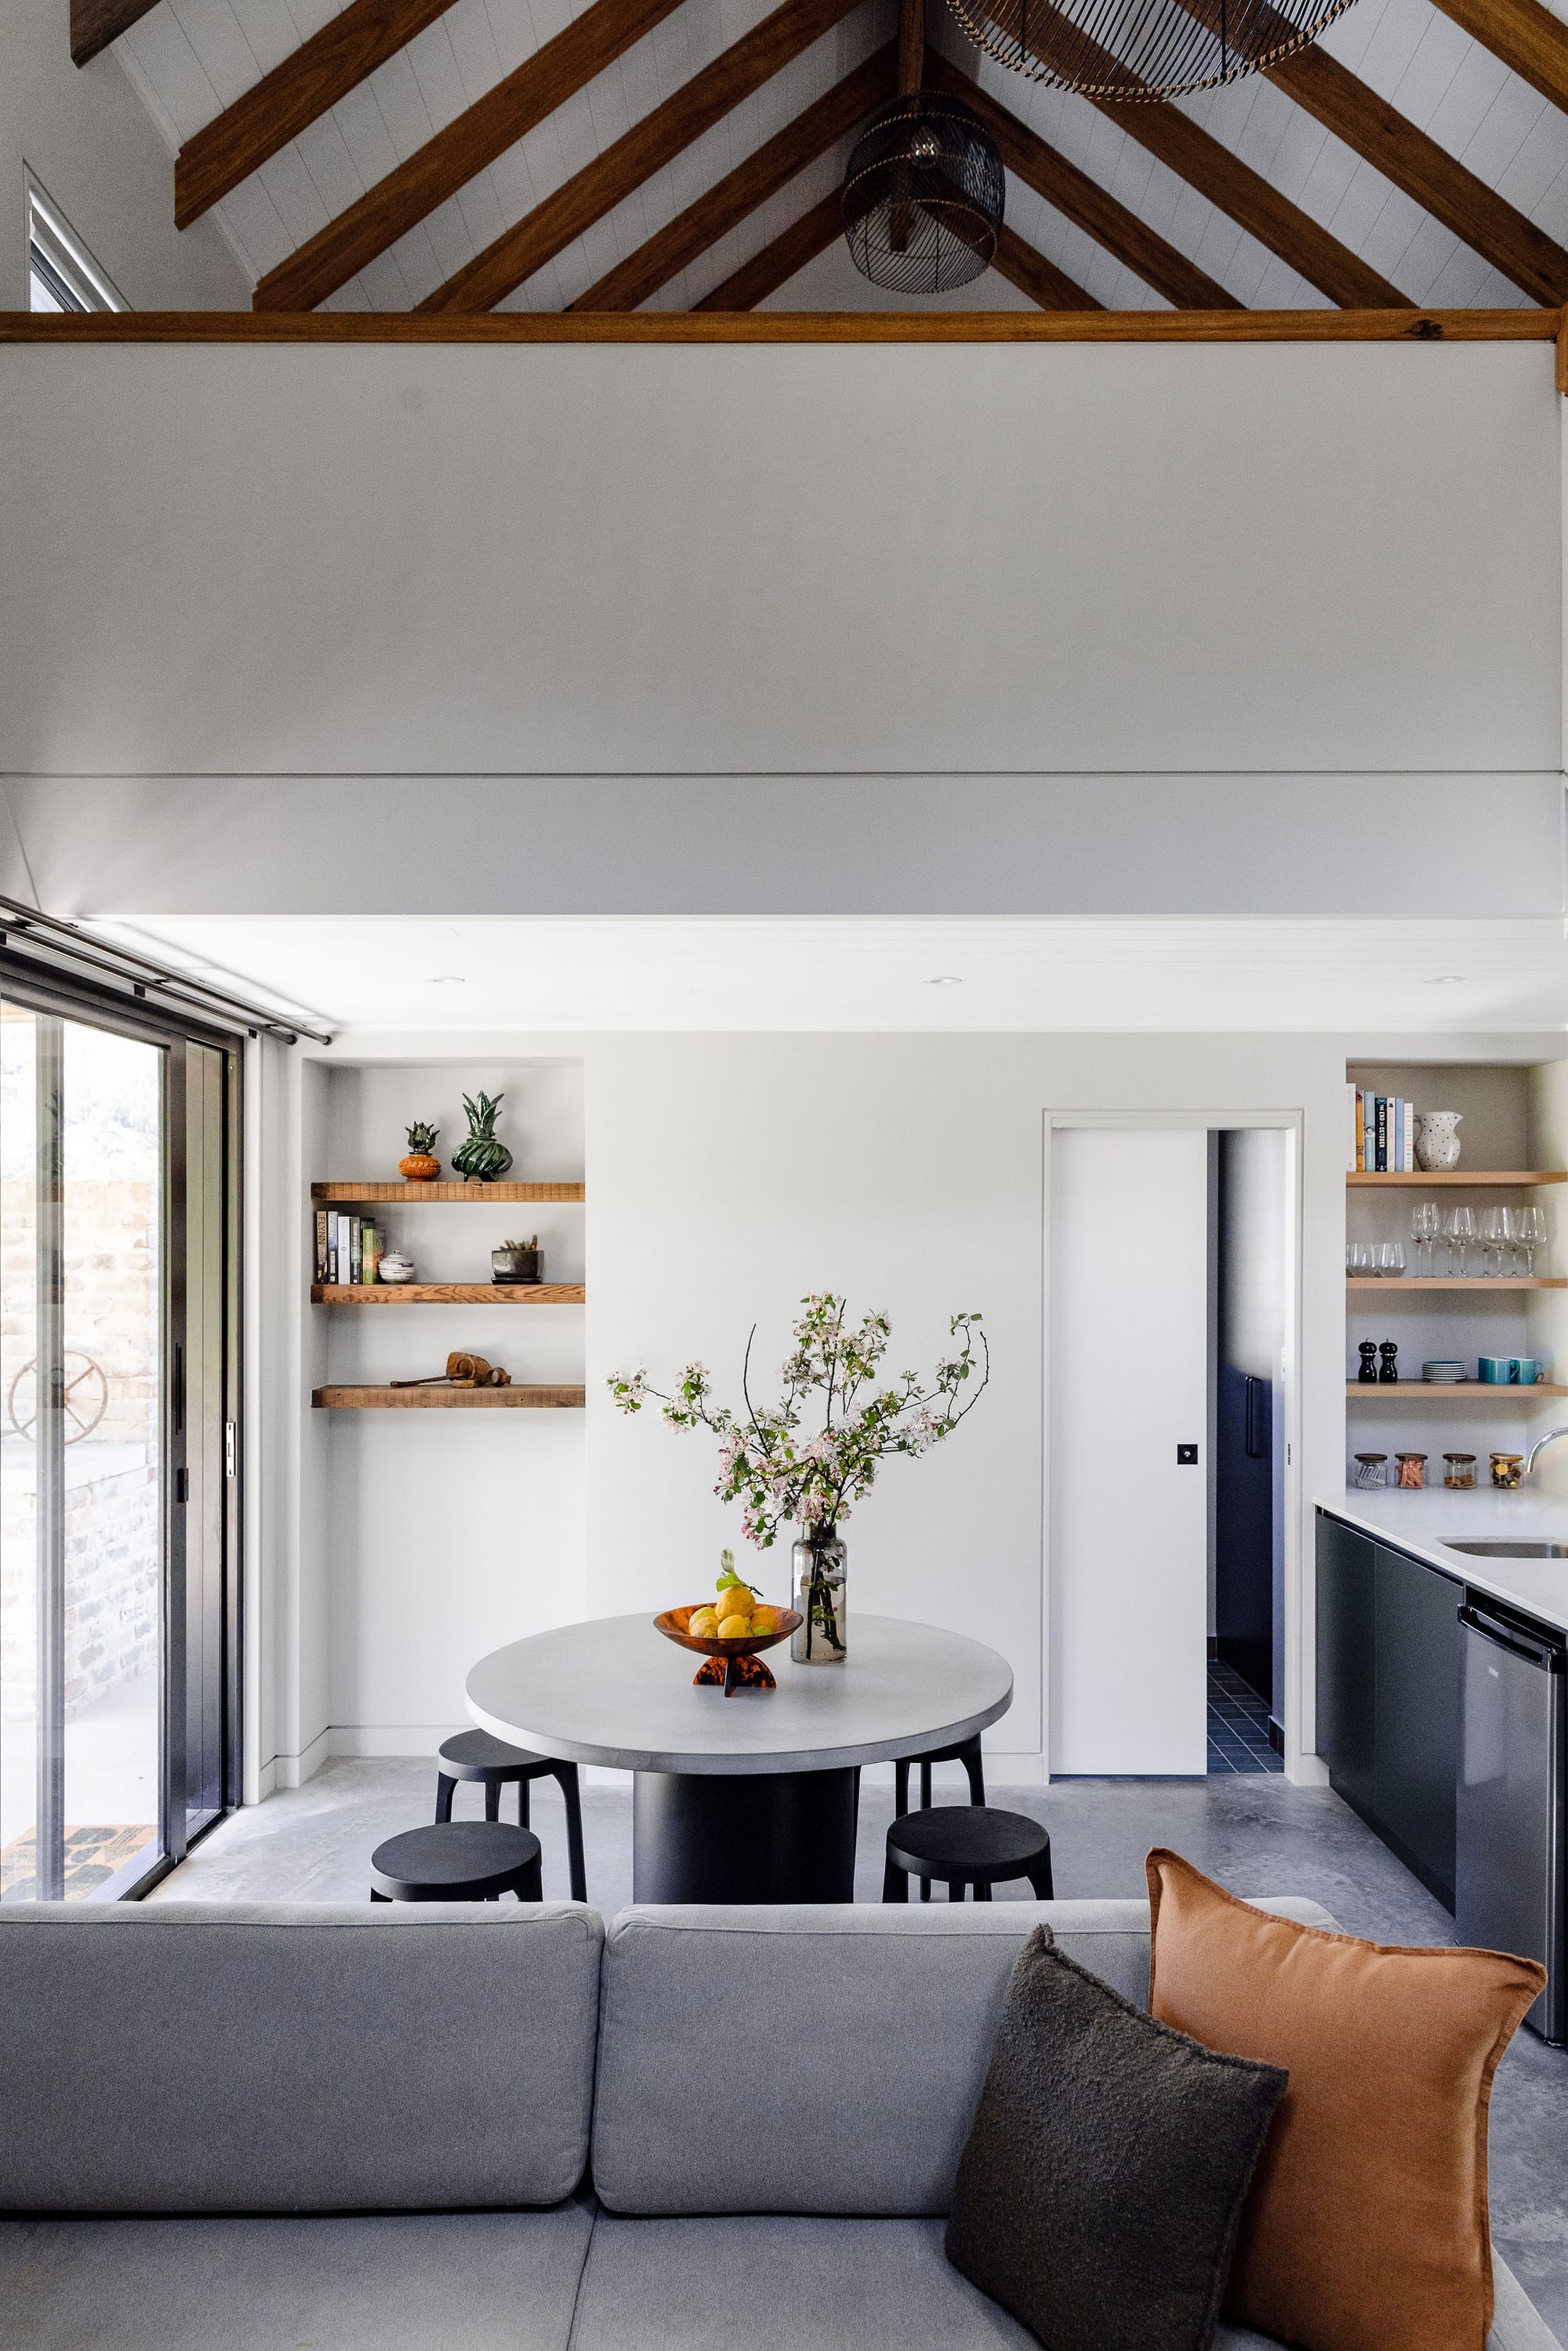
left=8, top=1353, right=110, bottom=1444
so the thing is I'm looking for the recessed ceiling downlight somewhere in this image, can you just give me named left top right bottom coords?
left=1425, top=974, right=1467, bottom=985
left=429, top=975, right=466, bottom=985
left=925, top=975, right=964, bottom=987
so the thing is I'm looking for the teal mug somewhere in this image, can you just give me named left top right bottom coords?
left=1479, top=1356, right=1541, bottom=1385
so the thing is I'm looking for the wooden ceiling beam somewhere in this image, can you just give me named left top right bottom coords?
left=695, top=189, right=846, bottom=307
left=1105, top=95, right=1409, bottom=307
left=5, top=307, right=1552, bottom=341
left=996, top=0, right=1406, bottom=307
left=992, top=225, right=1102, bottom=308
left=691, top=182, right=1101, bottom=310
left=252, top=0, right=687, bottom=311
left=1428, top=0, right=1568, bottom=119
left=1262, top=25, right=1568, bottom=301
left=71, top=0, right=157, bottom=67
left=417, top=0, right=862, bottom=312
left=925, top=56, right=1241, bottom=307
left=572, top=45, right=897, bottom=311
left=176, top=0, right=464, bottom=230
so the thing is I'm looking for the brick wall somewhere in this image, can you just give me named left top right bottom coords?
left=1, top=1179, right=161, bottom=1717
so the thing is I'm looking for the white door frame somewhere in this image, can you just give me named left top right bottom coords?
left=1042, top=1110, right=1305, bottom=1783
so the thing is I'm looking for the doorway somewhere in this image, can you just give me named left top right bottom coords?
left=1047, top=1114, right=1296, bottom=1780
left=1210, top=1129, right=1288, bottom=1775
left=0, top=990, right=239, bottom=1901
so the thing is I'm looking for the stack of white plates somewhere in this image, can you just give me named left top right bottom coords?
left=1422, top=1361, right=1466, bottom=1383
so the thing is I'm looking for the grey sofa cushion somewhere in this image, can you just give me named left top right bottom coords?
left=0, top=1902, right=601, bottom=2213
left=591, top=1899, right=1334, bottom=2217
left=570, top=2215, right=1035, bottom=2349
left=946, top=1931, right=1287, bottom=2351
left=0, top=2204, right=593, bottom=2351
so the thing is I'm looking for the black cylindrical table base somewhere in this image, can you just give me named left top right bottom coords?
left=632, top=1767, right=858, bottom=1902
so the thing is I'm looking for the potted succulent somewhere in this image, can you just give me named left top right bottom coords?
left=492, top=1235, right=543, bottom=1284
left=609, top=1295, right=988, bottom=1666
left=399, top=1121, right=441, bottom=1181
left=452, top=1092, right=514, bottom=1183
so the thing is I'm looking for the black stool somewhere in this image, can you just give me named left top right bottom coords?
left=371, top=1820, right=542, bottom=1903
left=895, top=1735, right=985, bottom=1902
left=883, top=1805, right=1054, bottom=1903
left=435, top=1729, right=587, bottom=1903
left=894, top=1733, right=985, bottom=1819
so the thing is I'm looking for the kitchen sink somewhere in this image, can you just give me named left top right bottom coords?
left=1444, top=1540, right=1568, bottom=1560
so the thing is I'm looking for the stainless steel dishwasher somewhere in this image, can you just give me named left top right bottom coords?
left=1457, top=1599, right=1566, bottom=2043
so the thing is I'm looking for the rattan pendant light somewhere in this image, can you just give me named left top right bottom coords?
left=942, top=0, right=1356, bottom=99
left=842, top=0, right=1004, bottom=293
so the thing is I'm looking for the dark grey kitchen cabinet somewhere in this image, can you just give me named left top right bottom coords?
left=1315, top=1510, right=1461, bottom=1909
left=1315, top=1512, right=1378, bottom=1816
left=1373, top=1542, right=1459, bottom=1908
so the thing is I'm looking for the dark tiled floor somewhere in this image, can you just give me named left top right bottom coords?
left=1207, top=1659, right=1283, bottom=1775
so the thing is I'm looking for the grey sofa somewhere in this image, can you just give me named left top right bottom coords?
left=0, top=1895, right=1558, bottom=2351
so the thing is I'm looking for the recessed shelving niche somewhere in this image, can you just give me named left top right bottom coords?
left=1345, top=1057, right=1567, bottom=1469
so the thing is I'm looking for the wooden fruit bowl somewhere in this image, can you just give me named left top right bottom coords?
left=654, top=1604, right=803, bottom=1695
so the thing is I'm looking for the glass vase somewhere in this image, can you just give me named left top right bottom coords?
left=791, top=1528, right=848, bottom=1666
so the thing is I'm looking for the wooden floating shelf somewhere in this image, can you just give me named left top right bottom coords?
left=1347, top=1382, right=1568, bottom=1399
left=311, top=1284, right=585, bottom=1304
left=1345, top=1277, right=1566, bottom=1290
left=311, top=1182, right=584, bottom=1203
left=1347, top=1172, right=1566, bottom=1186
left=314, top=1384, right=586, bottom=1409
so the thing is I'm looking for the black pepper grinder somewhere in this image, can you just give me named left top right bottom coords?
left=1379, top=1340, right=1399, bottom=1385
left=1358, top=1340, right=1378, bottom=1384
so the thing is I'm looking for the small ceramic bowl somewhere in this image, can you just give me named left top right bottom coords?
left=654, top=1603, right=803, bottom=1695
left=378, top=1253, right=417, bottom=1285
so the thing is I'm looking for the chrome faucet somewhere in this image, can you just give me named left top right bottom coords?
left=1525, top=1428, right=1568, bottom=1481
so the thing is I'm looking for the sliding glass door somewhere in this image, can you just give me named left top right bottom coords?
left=0, top=995, right=238, bottom=1902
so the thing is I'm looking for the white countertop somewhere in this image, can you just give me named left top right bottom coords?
left=1318, top=1487, right=1568, bottom=1633
left=466, top=1612, right=1014, bottom=1775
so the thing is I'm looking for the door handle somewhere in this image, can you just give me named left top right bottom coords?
left=1245, top=1375, right=1265, bottom=1459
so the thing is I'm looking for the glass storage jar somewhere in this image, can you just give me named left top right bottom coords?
left=1395, top=1452, right=1427, bottom=1489
left=1490, top=1452, right=1523, bottom=1490
left=1353, top=1453, right=1388, bottom=1489
left=1442, top=1453, right=1476, bottom=1491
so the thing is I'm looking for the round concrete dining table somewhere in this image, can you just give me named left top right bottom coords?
left=465, top=1612, right=1014, bottom=1903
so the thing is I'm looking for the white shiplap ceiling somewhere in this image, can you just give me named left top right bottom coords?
left=106, top=0, right=1568, bottom=314
left=98, top=914, right=1568, bottom=1032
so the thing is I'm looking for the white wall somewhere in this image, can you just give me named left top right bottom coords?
left=2, top=778, right=1563, bottom=920
left=0, top=340, right=1557, bottom=776
left=0, top=3, right=246, bottom=313
left=263, top=1056, right=589, bottom=1769
left=581, top=1029, right=1348, bottom=1781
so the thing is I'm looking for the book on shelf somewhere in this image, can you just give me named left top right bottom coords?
left=1350, top=1091, right=1417, bottom=1173
left=318, top=1212, right=383, bottom=1286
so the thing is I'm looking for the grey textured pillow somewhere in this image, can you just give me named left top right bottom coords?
left=945, top=1927, right=1287, bottom=2351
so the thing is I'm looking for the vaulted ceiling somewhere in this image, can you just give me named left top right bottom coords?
left=74, top=0, right=1568, bottom=313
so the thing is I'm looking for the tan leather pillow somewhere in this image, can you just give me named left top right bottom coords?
left=1145, top=1848, right=1544, bottom=2351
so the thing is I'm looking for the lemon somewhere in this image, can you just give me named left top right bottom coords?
left=688, top=1607, right=720, bottom=1637
left=717, top=1613, right=751, bottom=1640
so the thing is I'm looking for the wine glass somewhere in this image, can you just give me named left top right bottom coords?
left=1378, top=1241, right=1406, bottom=1279
left=1478, top=1206, right=1504, bottom=1277
left=1348, top=1241, right=1374, bottom=1279
left=1443, top=1204, right=1474, bottom=1277
left=1515, top=1204, right=1545, bottom=1279
left=1409, top=1201, right=1439, bottom=1277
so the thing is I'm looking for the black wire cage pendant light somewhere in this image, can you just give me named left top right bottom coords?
left=942, top=0, right=1356, bottom=98
left=842, top=90, right=1005, bottom=294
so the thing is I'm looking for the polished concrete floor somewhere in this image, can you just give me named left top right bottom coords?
left=154, top=1759, right=1568, bottom=2341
